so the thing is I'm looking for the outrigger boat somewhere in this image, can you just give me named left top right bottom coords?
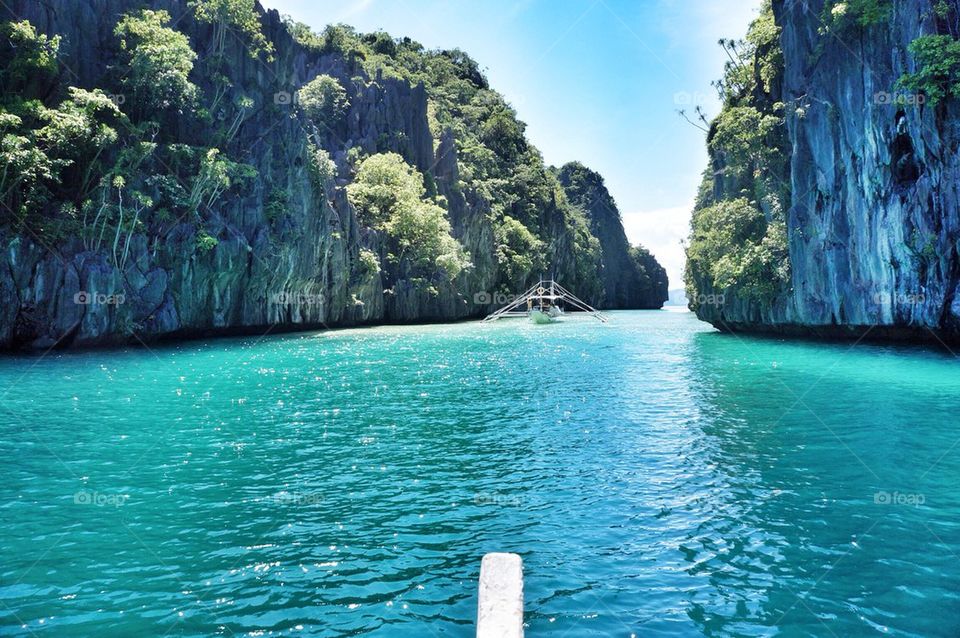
left=482, top=279, right=607, bottom=323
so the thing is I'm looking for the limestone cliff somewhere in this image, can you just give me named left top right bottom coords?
left=688, top=0, right=960, bottom=342
left=558, top=162, right=667, bottom=309
left=0, top=0, right=666, bottom=350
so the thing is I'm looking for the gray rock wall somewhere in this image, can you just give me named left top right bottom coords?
left=0, top=0, right=665, bottom=350
left=698, top=0, right=960, bottom=342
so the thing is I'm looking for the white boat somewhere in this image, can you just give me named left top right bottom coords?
left=483, top=278, right=608, bottom=324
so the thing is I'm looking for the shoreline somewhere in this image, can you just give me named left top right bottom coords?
left=4, top=307, right=673, bottom=356
left=708, top=319, right=960, bottom=350
left=10, top=307, right=960, bottom=357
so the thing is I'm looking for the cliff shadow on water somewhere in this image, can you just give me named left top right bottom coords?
left=0, top=0, right=667, bottom=351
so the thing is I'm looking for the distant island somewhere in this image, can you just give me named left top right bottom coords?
left=665, top=288, right=689, bottom=307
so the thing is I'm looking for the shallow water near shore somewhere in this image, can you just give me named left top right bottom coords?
left=2, top=310, right=960, bottom=636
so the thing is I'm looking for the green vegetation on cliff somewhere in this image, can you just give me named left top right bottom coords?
left=0, top=6, right=260, bottom=259
left=282, top=19, right=606, bottom=298
left=298, top=74, right=349, bottom=127
left=685, top=1, right=790, bottom=312
left=819, top=0, right=892, bottom=34
left=818, top=1, right=960, bottom=108
left=686, top=0, right=960, bottom=340
left=0, top=4, right=641, bottom=298
left=898, top=0, right=960, bottom=107
left=0, top=5, right=476, bottom=292
left=347, top=152, right=470, bottom=280
left=0, top=0, right=668, bottom=348
left=114, top=9, right=199, bottom=115
left=899, top=35, right=960, bottom=105
left=190, top=0, right=274, bottom=61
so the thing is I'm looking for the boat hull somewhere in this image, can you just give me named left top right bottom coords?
left=529, top=310, right=555, bottom=324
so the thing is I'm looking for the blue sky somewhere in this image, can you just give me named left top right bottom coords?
left=259, top=0, right=762, bottom=287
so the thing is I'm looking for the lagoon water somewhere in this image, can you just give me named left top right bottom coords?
left=2, top=310, right=960, bottom=636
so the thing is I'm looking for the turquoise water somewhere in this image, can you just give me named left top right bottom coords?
left=2, top=310, right=960, bottom=637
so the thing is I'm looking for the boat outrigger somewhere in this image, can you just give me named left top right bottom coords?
left=482, top=279, right=608, bottom=323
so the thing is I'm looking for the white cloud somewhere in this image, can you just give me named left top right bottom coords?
left=621, top=203, right=692, bottom=290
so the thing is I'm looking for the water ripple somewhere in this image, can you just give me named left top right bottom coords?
left=1, top=312, right=960, bottom=636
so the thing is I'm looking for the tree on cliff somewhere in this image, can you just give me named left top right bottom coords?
left=298, top=75, right=349, bottom=129
left=348, top=153, right=471, bottom=281
left=114, top=9, right=199, bottom=117
left=190, top=0, right=274, bottom=61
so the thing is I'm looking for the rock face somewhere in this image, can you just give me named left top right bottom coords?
left=695, top=0, right=960, bottom=342
left=558, top=162, right=667, bottom=309
left=0, top=0, right=666, bottom=350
